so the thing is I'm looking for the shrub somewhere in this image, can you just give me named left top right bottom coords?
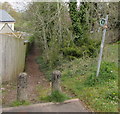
left=62, top=38, right=100, bottom=60
left=82, top=39, right=100, bottom=57
left=62, top=47, right=83, bottom=59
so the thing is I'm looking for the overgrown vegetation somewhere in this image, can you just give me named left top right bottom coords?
left=2, top=1, right=118, bottom=112
left=26, top=2, right=119, bottom=69
left=21, top=1, right=119, bottom=112
left=68, top=2, right=100, bottom=58
left=37, top=44, right=118, bottom=112
left=61, top=44, right=118, bottom=112
left=24, top=2, right=102, bottom=68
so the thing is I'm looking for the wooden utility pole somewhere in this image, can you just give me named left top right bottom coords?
left=96, top=15, right=108, bottom=77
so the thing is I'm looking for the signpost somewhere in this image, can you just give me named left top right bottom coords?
left=96, top=15, right=108, bottom=77
left=100, top=18, right=106, bottom=27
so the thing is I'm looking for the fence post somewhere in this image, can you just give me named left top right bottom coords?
left=17, top=72, right=28, bottom=101
left=51, top=70, right=61, bottom=92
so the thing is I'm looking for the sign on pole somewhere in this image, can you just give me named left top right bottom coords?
left=96, top=15, right=108, bottom=77
left=100, top=18, right=106, bottom=27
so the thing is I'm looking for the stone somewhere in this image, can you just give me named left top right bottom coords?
left=17, top=72, right=28, bottom=101
left=51, top=70, right=61, bottom=92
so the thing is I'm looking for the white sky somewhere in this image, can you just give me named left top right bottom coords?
left=1, top=0, right=31, bottom=11
left=0, top=0, right=68, bottom=10
left=1, top=0, right=119, bottom=11
left=1, top=0, right=71, bottom=11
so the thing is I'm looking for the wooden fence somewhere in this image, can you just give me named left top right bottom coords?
left=0, top=34, right=27, bottom=82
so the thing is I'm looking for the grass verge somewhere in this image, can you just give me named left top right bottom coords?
left=10, top=101, right=30, bottom=107
left=37, top=43, right=118, bottom=112
left=40, top=90, right=69, bottom=103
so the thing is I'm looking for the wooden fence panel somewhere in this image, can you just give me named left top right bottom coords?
left=0, top=34, right=27, bottom=82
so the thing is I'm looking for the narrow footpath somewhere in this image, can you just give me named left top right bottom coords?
left=2, top=47, right=90, bottom=112
left=2, top=47, right=50, bottom=107
left=25, top=47, right=50, bottom=103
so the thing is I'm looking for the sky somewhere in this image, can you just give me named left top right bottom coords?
left=1, top=0, right=119, bottom=11
left=1, top=0, right=30, bottom=11
left=1, top=0, right=71, bottom=11
left=1, top=0, right=69, bottom=11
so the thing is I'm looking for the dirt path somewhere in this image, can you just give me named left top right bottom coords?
left=25, top=47, right=50, bottom=103
left=2, top=47, right=50, bottom=107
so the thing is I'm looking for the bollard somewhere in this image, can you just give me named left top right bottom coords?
left=17, top=72, right=28, bottom=101
left=51, top=70, right=61, bottom=92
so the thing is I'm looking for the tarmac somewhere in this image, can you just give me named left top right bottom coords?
left=2, top=99, right=90, bottom=112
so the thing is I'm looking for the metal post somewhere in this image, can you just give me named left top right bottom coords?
left=96, top=15, right=108, bottom=77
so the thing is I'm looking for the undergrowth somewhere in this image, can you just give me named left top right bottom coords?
left=37, top=44, right=118, bottom=112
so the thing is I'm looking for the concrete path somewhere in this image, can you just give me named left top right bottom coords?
left=3, top=99, right=90, bottom=112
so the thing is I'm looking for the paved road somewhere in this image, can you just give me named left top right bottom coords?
left=3, top=99, right=90, bottom=112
